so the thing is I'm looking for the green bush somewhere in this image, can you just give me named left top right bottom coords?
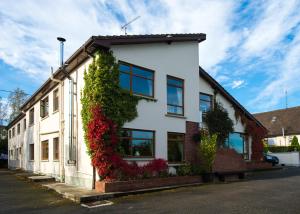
left=263, top=141, right=269, bottom=153
left=268, top=146, right=295, bottom=153
left=198, top=133, right=218, bottom=173
left=290, top=136, right=300, bottom=151
left=177, top=164, right=192, bottom=176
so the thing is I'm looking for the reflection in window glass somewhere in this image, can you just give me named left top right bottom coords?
left=119, top=62, right=154, bottom=97
left=167, top=76, right=184, bottom=115
left=120, top=129, right=154, bottom=157
left=226, top=133, right=244, bottom=154
left=168, top=133, right=184, bottom=162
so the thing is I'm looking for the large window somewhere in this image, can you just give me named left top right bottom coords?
left=200, top=93, right=213, bottom=113
left=8, top=130, right=11, bottom=139
left=29, top=144, right=34, bottom=161
left=40, top=97, right=49, bottom=118
left=167, top=76, right=184, bottom=115
left=53, top=137, right=59, bottom=160
left=29, top=108, right=34, bottom=125
left=41, top=140, right=49, bottom=161
left=120, top=129, right=154, bottom=158
left=12, top=127, right=15, bottom=137
left=53, top=89, right=59, bottom=112
left=119, top=62, right=154, bottom=97
left=168, top=133, right=185, bottom=163
left=23, top=119, right=26, bottom=131
left=226, top=133, right=248, bottom=159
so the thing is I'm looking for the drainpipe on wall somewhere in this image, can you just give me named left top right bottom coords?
left=50, top=67, right=65, bottom=182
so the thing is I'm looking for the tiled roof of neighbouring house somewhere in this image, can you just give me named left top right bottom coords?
left=254, top=106, right=300, bottom=137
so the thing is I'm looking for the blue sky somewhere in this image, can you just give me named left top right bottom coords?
left=0, top=0, right=300, bottom=113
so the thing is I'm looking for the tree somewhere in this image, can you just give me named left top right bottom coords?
left=0, top=97, right=8, bottom=125
left=290, top=136, right=300, bottom=151
left=204, top=102, right=234, bottom=147
left=8, top=88, right=27, bottom=122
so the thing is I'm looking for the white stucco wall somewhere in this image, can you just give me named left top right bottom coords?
left=271, top=152, right=300, bottom=166
left=267, top=135, right=300, bottom=147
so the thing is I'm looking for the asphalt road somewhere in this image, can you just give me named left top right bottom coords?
left=1, top=167, right=300, bottom=214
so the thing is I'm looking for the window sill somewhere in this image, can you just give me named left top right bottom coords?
left=53, top=160, right=59, bottom=162
left=41, top=160, right=49, bottom=162
left=29, top=160, right=34, bottom=162
left=168, top=163, right=185, bottom=167
left=52, top=110, right=59, bottom=115
left=41, top=115, right=49, bottom=121
left=133, top=94, right=157, bottom=102
left=123, top=157, right=154, bottom=161
left=165, top=114, right=186, bottom=119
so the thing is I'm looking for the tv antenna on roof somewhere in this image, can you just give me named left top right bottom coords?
left=121, top=16, right=141, bottom=35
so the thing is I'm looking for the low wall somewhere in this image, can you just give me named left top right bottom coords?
left=271, top=152, right=300, bottom=166
left=96, top=176, right=202, bottom=193
left=213, top=148, right=247, bottom=172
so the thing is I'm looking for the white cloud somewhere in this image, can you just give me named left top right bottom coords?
left=231, top=80, right=245, bottom=89
left=0, top=0, right=239, bottom=82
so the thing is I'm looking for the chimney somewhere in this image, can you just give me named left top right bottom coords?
left=57, top=37, right=66, bottom=67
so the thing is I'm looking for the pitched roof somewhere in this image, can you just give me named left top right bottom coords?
left=254, top=106, right=300, bottom=137
left=19, top=33, right=206, bottom=113
left=199, top=66, right=266, bottom=130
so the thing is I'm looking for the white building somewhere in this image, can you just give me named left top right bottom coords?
left=8, top=34, right=264, bottom=189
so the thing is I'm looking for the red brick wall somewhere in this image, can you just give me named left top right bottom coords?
left=212, top=148, right=247, bottom=172
left=185, top=121, right=199, bottom=164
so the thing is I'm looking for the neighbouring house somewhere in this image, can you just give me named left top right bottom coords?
left=8, top=34, right=266, bottom=189
left=254, top=106, right=300, bottom=147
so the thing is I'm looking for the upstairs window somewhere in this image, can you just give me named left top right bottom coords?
left=8, top=130, right=11, bottom=139
left=53, top=89, right=59, bottom=112
left=40, top=97, right=49, bottom=118
left=119, top=62, right=154, bottom=97
left=12, top=127, right=15, bottom=137
left=17, top=123, right=20, bottom=135
left=167, top=76, right=184, bottom=115
left=200, top=93, right=213, bottom=113
left=120, top=129, right=154, bottom=158
left=29, top=108, right=34, bottom=125
left=23, top=119, right=26, bottom=131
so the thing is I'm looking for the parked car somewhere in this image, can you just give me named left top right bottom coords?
left=264, top=154, right=279, bottom=166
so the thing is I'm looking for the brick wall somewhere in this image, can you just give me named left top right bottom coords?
left=185, top=121, right=199, bottom=164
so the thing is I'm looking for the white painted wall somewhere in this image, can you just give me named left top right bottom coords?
left=267, top=135, right=300, bottom=147
left=270, top=152, right=300, bottom=166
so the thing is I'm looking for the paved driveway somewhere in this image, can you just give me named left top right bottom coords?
left=1, top=167, right=300, bottom=214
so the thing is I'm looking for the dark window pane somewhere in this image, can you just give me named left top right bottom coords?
left=120, top=138, right=131, bottom=156
left=119, top=72, right=130, bottom=90
left=119, top=64, right=130, bottom=73
left=168, top=134, right=184, bottom=162
left=132, top=67, right=153, bottom=79
left=132, top=76, right=153, bottom=96
left=132, top=139, right=153, bottom=157
left=121, top=130, right=131, bottom=138
left=167, top=86, right=183, bottom=106
left=167, top=78, right=183, bottom=87
left=132, top=130, right=153, bottom=139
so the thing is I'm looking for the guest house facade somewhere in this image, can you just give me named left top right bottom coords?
left=8, top=34, right=264, bottom=189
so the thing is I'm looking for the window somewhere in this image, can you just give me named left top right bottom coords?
left=23, top=119, right=26, bottom=131
left=226, top=133, right=248, bottom=159
left=17, top=123, right=20, bottom=134
left=200, top=93, right=213, bottom=113
left=120, top=129, right=154, bottom=157
left=40, top=97, right=49, bottom=118
left=168, top=133, right=185, bottom=163
left=53, top=137, right=59, bottom=160
left=167, top=76, right=184, bottom=115
left=119, top=62, right=154, bottom=97
left=9, top=130, right=11, bottom=139
left=29, top=108, right=34, bottom=125
left=29, top=144, right=34, bottom=161
left=53, top=89, right=59, bottom=112
left=12, top=127, right=15, bottom=137
left=41, top=140, right=49, bottom=160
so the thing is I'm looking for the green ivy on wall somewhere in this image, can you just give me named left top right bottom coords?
left=81, top=49, right=140, bottom=155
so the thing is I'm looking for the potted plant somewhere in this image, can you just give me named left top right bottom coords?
left=198, top=132, right=217, bottom=182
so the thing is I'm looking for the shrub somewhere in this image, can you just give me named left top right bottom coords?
left=198, top=133, right=218, bottom=173
left=290, top=136, right=300, bottom=151
left=268, top=146, right=294, bottom=153
left=177, top=164, right=192, bottom=176
left=204, top=102, right=233, bottom=146
left=263, top=141, right=269, bottom=153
